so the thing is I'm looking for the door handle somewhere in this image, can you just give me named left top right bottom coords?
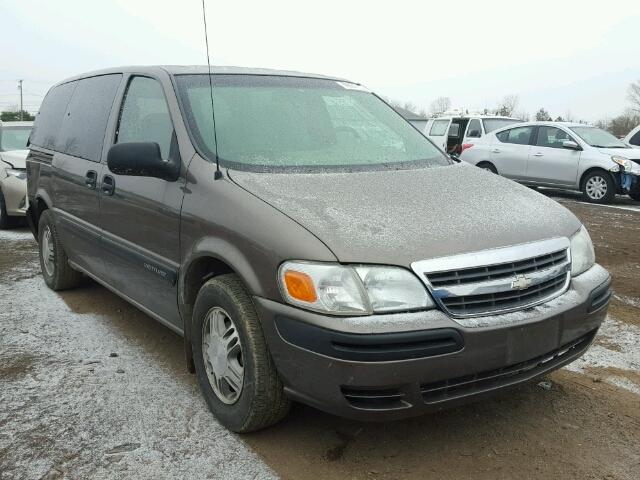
left=491, top=149, right=501, bottom=154
left=85, top=170, right=97, bottom=190
left=532, top=153, right=544, bottom=157
left=101, top=175, right=115, bottom=196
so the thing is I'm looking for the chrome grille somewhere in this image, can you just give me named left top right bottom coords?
left=412, top=238, right=571, bottom=318
left=428, top=249, right=567, bottom=287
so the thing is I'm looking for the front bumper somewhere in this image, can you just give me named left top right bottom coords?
left=255, top=265, right=611, bottom=421
left=1, top=175, right=27, bottom=216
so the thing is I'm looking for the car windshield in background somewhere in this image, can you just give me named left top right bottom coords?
left=0, top=127, right=32, bottom=151
left=482, top=119, right=519, bottom=133
left=569, top=126, right=627, bottom=148
left=174, top=75, right=449, bottom=172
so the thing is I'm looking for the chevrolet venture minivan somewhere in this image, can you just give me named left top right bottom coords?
left=26, top=66, right=612, bottom=432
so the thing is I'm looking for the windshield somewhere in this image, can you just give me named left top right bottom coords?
left=0, top=126, right=32, bottom=151
left=482, top=119, right=520, bottom=133
left=569, top=126, right=627, bottom=148
left=174, top=75, right=449, bottom=172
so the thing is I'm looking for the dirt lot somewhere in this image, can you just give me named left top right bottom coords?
left=1, top=193, right=639, bottom=480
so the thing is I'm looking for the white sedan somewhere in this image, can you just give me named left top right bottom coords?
left=459, top=121, right=640, bottom=203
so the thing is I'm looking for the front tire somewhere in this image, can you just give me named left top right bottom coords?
left=38, top=210, right=82, bottom=290
left=582, top=170, right=615, bottom=204
left=0, top=189, right=14, bottom=229
left=192, top=274, right=290, bottom=432
left=629, top=184, right=640, bottom=202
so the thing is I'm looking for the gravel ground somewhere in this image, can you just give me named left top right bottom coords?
left=1, top=192, right=639, bottom=480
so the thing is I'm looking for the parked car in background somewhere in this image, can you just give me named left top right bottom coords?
left=27, top=66, right=610, bottom=433
left=414, top=114, right=520, bottom=155
left=0, top=121, right=33, bottom=227
left=0, top=121, right=33, bottom=152
left=623, top=124, right=640, bottom=148
left=460, top=121, right=640, bottom=203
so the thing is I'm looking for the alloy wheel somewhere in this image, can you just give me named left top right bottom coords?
left=202, top=307, right=244, bottom=404
left=41, top=226, right=55, bottom=276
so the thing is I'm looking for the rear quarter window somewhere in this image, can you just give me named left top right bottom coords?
left=55, top=74, right=122, bottom=161
left=429, top=119, right=449, bottom=136
left=30, top=82, right=77, bottom=150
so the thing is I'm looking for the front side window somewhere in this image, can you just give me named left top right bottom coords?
left=630, top=130, right=640, bottom=146
left=536, top=126, right=575, bottom=149
left=483, top=118, right=519, bottom=133
left=429, top=119, right=449, bottom=136
left=569, top=127, right=626, bottom=149
left=117, top=76, right=173, bottom=159
left=496, top=126, right=534, bottom=145
left=0, top=126, right=32, bottom=151
left=175, top=75, right=448, bottom=172
left=466, top=119, right=482, bottom=138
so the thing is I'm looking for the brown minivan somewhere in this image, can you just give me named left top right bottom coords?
left=26, top=66, right=611, bottom=432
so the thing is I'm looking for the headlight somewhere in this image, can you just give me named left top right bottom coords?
left=570, top=226, right=595, bottom=276
left=278, top=261, right=434, bottom=315
left=6, top=168, right=27, bottom=180
left=611, top=155, right=632, bottom=171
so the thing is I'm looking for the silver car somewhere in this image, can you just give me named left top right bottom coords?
left=0, top=121, right=32, bottom=228
left=460, top=121, right=640, bottom=203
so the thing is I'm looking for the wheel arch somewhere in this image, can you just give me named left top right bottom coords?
left=179, top=239, right=273, bottom=373
left=579, top=167, right=617, bottom=191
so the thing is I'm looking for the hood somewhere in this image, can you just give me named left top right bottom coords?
left=228, top=163, right=582, bottom=267
left=0, top=150, right=28, bottom=169
left=596, top=147, right=640, bottom=160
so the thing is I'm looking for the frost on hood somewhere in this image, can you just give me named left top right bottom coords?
left=229, top=163, right=582, bottom=266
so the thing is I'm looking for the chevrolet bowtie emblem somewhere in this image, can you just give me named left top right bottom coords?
left=511, top=274, right=533, bottom=290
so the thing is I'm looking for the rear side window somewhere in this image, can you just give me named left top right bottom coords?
left=116, top=76, right=173, bottom=159
left=30, top=82, right=77, bottom=150
left=56, top=74, right=122, bottom=161
left=429, top=119, right=449, bottom=136
left=466, top=119, right=482, bottom=137
left=448, top=123, right=460, bottom=137
left=630, top=130, right=640, bottom=146
left=496, top=126, right=534, bottom=145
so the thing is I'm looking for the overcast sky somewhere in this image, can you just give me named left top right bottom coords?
left=1, top=0, right=639, bottom=121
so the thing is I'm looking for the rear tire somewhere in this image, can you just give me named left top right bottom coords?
left=37, top=210, right=83, bottom=290
left=192, top=274, right=290, bottom=432
left=477, top=162, right=497, bottom=174
left=581, top=170, right=615, bottom=204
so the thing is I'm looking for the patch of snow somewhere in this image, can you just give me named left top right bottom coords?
left=565, top=315, right=640, bottom=395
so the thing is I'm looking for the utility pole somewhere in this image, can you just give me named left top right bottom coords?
left=18, top=80, right=23, bottom=121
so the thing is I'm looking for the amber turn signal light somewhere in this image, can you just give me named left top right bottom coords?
left=283, top=270, right=317, bottom=303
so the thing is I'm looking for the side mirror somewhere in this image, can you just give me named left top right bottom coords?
left=562, top=140, right=581, bottom=151
left=107, top=142, right=179, bottom=181
left=468, top=130, right=481, bottom=138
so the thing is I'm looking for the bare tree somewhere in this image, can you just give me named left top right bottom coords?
left=495, top=95, right=518, bottom=117
left=564, top=110, right=575, bottom=123
left=429, top=96, right=451, bottom=117
left=628, top=80, right=640, bottom=112
left=514, top=110, right=529, bottom=121
left=403, top=101, right=418, bottom=113
left=608, top=110, right=640, bottom=137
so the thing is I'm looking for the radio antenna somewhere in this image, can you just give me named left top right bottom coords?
left=201, top=0, right=222, bottom=180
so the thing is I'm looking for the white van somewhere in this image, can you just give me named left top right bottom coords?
left=413, top=114, right=520, bottom=155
